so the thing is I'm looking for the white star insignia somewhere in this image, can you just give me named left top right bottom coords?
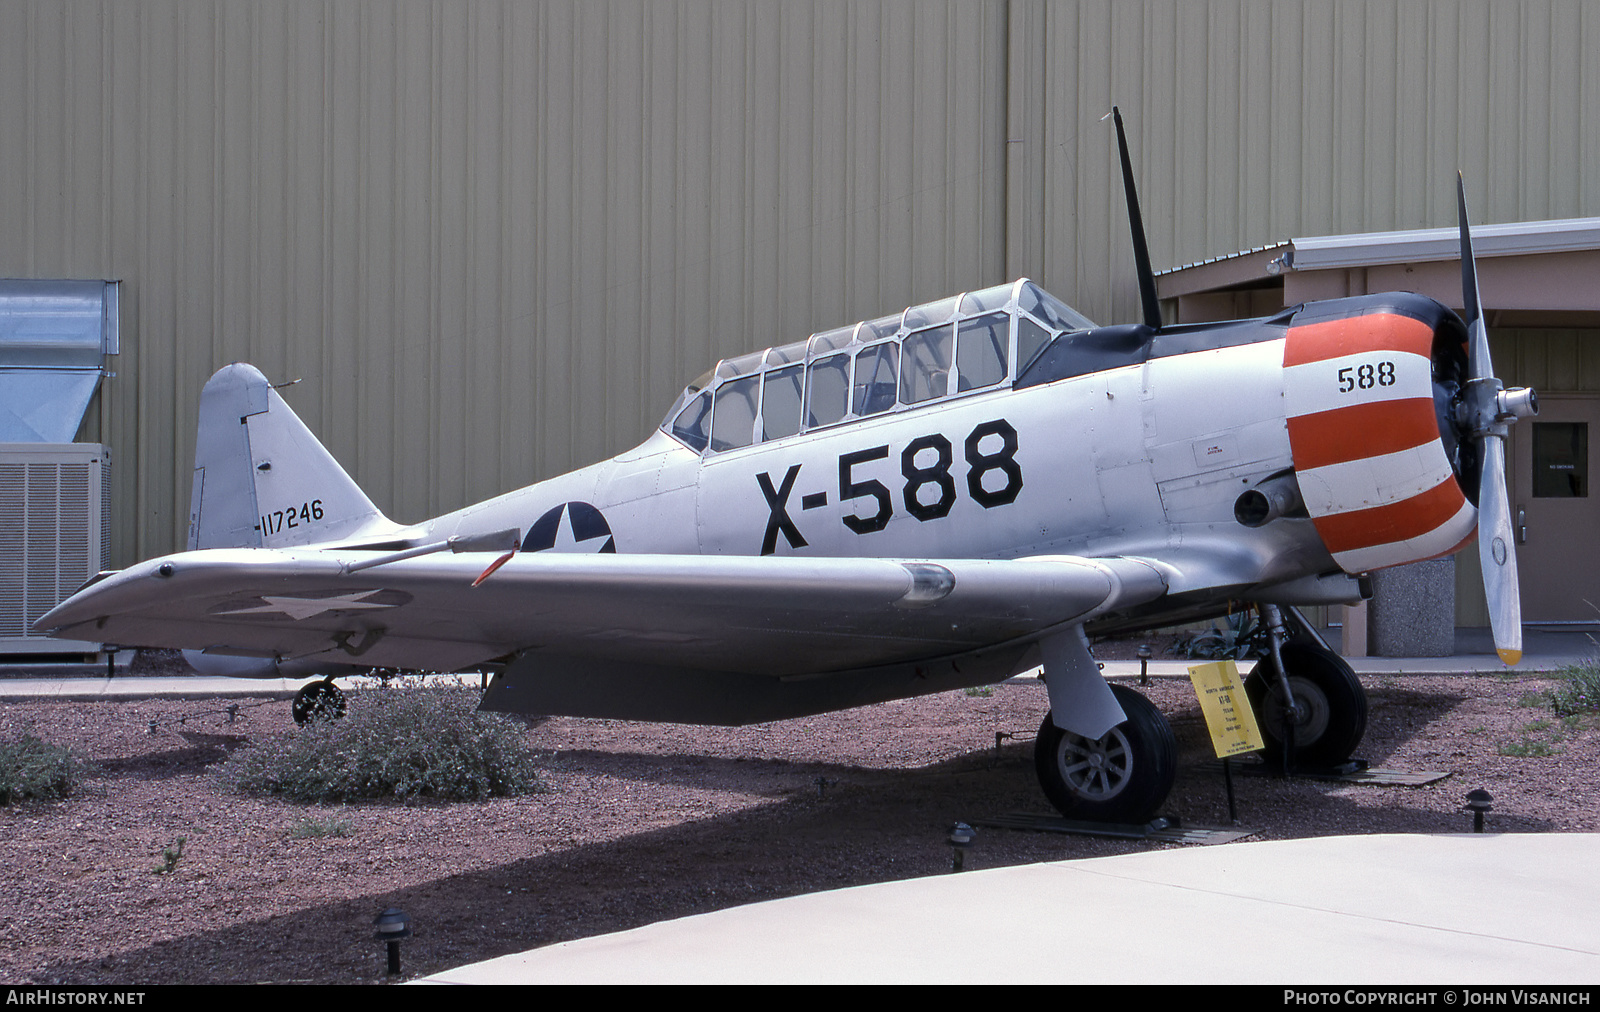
left=219, top=590, right=395, bottom=621
left=549, top=506, right=609, bottom=552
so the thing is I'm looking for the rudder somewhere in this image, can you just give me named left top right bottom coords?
left=187, top=364, right=394, bottom=549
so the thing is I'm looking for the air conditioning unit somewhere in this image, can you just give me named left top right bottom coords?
left=0, top=443, right=111, bottom=655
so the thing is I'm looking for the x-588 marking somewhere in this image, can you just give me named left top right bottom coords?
left=756, top=418, right=1024, bottom=555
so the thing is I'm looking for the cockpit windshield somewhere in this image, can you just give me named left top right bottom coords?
left=662, top=278, right=1098, bottom=453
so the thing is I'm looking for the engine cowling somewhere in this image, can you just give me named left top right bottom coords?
left=1281, top=293, right=1476, bottom=574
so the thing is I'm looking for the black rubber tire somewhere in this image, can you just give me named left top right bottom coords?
left=1244, top=644, right=1367, bottom=767
left=292, top=681, right=347, bottom=725
left=1034, top=684, right=1177, bottom=823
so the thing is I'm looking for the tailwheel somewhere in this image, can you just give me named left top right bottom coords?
left=292, top=679, right=347, bottom=725
left=1244, top=643, right=1367, bottom=768
left=1034, top=684, right=1176, bottom=823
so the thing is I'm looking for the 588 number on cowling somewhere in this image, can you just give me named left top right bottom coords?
left=1337, top=360, right=1396, bottom=393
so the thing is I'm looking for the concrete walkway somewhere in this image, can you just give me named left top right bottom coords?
left=414, top=833, right=1600, bottom=985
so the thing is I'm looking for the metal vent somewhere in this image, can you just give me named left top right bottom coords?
left=0, top=443, right=110, bottom=651
left=0, top=280, right=119, bottom=443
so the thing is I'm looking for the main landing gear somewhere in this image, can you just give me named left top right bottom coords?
left=1034, top=683, right=1177, bottom=824
left=1029, top=604, right=1367, bottom=823
left=1245, top=605, right=1368, bottom=769
left=292, top=678, right=348, bottom=725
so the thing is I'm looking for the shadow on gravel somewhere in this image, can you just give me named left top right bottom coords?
left=534, top=745, right=1019, bottom=794
left=1357, top=683, right=1473, bottom=762
left=93, top=733, right=249, bottom=781
left=36, top=744, right=1105, bottom=984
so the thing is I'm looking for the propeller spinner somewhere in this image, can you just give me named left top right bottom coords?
left=1455, top=175, right=1539, bottom=665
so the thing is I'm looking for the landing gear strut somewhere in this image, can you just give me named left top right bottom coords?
left=292, top=679, right=347, bottom=725
left=1034, top=683, right=1176, bottom=823
left=1245, top=606, right=1367, bottom=768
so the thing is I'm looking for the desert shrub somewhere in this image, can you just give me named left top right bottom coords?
left=1171, top=613, right=1263, bottom=660
left=1546, top=660, right=1600, bottom=717
left=226, top=685, right=543, bottom=803
left=0, top=734, right=84, bottom=805
left=287, top=815, right=351, bottom=839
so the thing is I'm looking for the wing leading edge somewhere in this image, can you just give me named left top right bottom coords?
left=36, top=550, right=1168, bottom=723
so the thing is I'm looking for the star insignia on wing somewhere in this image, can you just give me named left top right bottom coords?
left=217, top=590, right=397, bottom=621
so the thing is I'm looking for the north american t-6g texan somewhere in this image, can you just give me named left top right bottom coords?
left=37, top=112, right=1538, bottom=823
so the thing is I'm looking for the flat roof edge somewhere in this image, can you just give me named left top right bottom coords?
left=1291, top=217, right=1600, bottom=270
left=1159, top=218, right=1600, bottom=295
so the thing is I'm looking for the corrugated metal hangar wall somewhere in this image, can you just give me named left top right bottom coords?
left=2, top=0, right=1596, bottom=566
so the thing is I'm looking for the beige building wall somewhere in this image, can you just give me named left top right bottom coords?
left=1, top=0, right=1596, bottom=565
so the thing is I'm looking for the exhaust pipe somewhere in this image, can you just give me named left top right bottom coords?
left=1235, top=473, right=1305, bottom=528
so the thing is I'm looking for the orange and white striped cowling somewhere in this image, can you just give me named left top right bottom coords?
left=1282, top=300, right=1476, bottom=574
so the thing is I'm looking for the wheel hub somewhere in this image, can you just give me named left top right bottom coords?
left=1264, top=676, right=1330, bottom=744
left=1057, top=727, right=1132, bottom=800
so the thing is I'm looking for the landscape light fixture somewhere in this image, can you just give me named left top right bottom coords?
left=374, top=907, right=412, bottom=976
left=948, top=822, right=976, bottom=872
left=1465, top=789, right=1494, bottom=833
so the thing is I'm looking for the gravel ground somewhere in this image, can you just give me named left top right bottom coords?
left=1, top=664, right=1596, bottom=985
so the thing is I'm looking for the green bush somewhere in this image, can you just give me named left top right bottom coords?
left=0, top=734, right=83, bottom=805
left=226, top=685, right=544, bottom=803
left=288, top=815, right=351, bottom=839
left=1546, top=660, right=1600, bottom=717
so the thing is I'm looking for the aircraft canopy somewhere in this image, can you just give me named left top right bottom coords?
left=662, top=279, right=1096, bottom=453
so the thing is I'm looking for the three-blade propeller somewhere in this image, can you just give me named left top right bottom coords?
left=1456, top=176, right=1538, bottom=665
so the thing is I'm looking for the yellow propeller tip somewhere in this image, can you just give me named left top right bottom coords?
left=1497, top=648, right=1522, bottom=667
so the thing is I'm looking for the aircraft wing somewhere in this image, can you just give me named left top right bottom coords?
left=36, top=550, right=1169, bottom=722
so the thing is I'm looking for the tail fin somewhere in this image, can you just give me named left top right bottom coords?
left=187, top=363, right=394, bottom=550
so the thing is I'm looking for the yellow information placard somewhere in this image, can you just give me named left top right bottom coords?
left=1187, top=660, right=1264, bottom=758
